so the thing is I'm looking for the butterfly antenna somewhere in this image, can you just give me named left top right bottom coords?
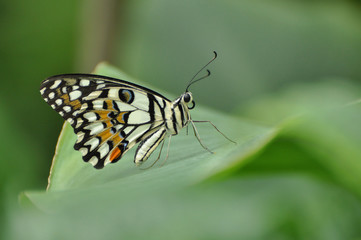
left=186, top=51, right=217, bottom=92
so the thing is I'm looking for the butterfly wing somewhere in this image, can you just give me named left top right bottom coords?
left=40, top=74, right=171, bottom=169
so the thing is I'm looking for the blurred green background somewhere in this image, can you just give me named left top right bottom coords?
left=1, top=0, right=361, bottom=239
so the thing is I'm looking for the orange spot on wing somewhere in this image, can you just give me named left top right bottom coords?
left=56, top=89, right=81, bottom=110
left=96, top=110, right=112, bottom=120
left=102, top=120, right=112, bottom=128
left=104, top=100, right=115, bottom=111
left=96, top=110, right=126, bottom=124
left=116, top=112, right=126, bottom=124
left=109, top=147, right=122, bottom=162
left=108, top=132, right=124, bottom=162
left=70, top=99, right=81, bottom=109
left=98, top=129, right=113, bottom=141
left=112, top=133, right=123, bottom=144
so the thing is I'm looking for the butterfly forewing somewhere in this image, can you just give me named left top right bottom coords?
left=40, top=74, right=172, bottom=169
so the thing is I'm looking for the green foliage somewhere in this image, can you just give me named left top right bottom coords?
left=1, top=0, right=361, bottom=239
left=6, top=63, right=361, bottom=239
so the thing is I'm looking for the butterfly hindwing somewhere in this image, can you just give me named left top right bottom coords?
left=40, top=74, right=172, bottom=169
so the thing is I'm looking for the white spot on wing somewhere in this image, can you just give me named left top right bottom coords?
left=114, top=101, right=136, bottom=111
left=85, top=137, right=100, bottom=151
left=67, top=118, right=74, bottom=125
left=87, top=91, right=102, bottom=99
left=80, top=79, right=90, bottom=86
left=108, top=88, right=119, bottom=99
left=55, top=99, right=63, bottom=106
left=85, top=122, right=104, bottom=135
left=48, top=92, right=55, bottom=99
left=50, top=80, right=62, bottom=89
left=104, top=157, right=111, bottom=166
left=76, top=121, right=82, bottom=128
left=123, top=126, right=134, bottom=135
left=80, top=103, right=88, bottom=110
left=114, top=125, right=123, bottom=132
left=40, top=87, right=46, bottom=95
left=73, top=110, right=80, bottom=116
left=132, top=92, right=150, bottom=110
left=76, top=132, right=84, bottom=143
left=75, top=118, right=83, bottom=128
left=69, top=90, right=82, bottom=101
left=80, top=147, right=88, bottom=156
left=128, top=110, right=150, bottom=124
left=89, top=156, right=98, bottom=166
left=98, top=143, right=109, bottom=159
left=84, top=112, right=97, bottom=121
left=91, top=99, right=104, bottom=109
left=63, top=106, right=71, bottom=112
left=96, top=84, right=106, bottom=89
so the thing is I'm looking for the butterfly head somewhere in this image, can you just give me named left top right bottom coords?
left=181, top=91, right=195, bottom=110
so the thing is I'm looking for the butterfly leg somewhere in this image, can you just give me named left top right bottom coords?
left=190, top=120, right=214, bottom=154
left=160, top=135, right=172, bottom=167
left=192, top=120, right=236, bottom=144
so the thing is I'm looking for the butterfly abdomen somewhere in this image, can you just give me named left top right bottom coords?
left=134, top=128, right=167, bottom=165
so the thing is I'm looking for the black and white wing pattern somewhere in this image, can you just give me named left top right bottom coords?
left=40, top=53, right=223, bottom=169
left=40, top=74, right=175, bottom=169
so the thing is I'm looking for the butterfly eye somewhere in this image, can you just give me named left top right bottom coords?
left=183, top=93, right=191, bottom=103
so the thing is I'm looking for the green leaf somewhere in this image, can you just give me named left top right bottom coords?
left=238, top=79, right=361, bottom=198
left=45, top=62, right=276, bottom=191
left=15, top=64, right=361, bottom=240
left=12, top=176, right=361, bottom=239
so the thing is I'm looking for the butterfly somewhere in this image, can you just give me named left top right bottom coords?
left=40, top=51, right=234, bottom=169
